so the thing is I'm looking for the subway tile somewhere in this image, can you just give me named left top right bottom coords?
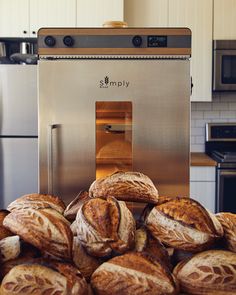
left=229, top=102, right=236, bottom=110
left=194, top=119, right=211, bottom=128
left=191, top=102, right=198, bottom=111
left=191, top=111, right=204, bottom=119
left=191, top=127, right=205, bottom=136
left=191, top=136, right=196, bottom=144
left=191, top=144, right=205, bottom=152
left=212, top=102, right=229, bottom=111
left=195, top=135, right=205, bottom=144
left=211, top=118, right=229, bottom=123
left=220, top=111, right=236, bottom=118
left=220, top=92, right=236, bottom=102
left=227, top=118, right=236, bottom=122
left=196, top=102, right=212, bottom=111
left=203, top=111, right=220, bottom=119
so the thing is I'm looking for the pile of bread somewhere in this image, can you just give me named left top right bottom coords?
left=0, top=171, right=236, bottom=294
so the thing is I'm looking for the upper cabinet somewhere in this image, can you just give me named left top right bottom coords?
left=30, top=0, right=76, bottom=37
left=124, top=0, right=168, bottom=27
left=0, top=0, right=29, bottom=37
left=214, top=0, right=236, bottom=39
left=76, top=0, right=123, bottom=27
left=169, top=0, right=213, bottom=102
left=0, top=0, right=76, bottom=38
left=125, top=0, right=213, bottom=102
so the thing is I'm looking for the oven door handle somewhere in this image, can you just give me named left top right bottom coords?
left=48, top=124, right=58, bottom=194
left=219, top=170, right=236, bottom=176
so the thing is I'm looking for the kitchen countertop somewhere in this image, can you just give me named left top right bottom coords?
left=191, top=152, right=217, bottom=167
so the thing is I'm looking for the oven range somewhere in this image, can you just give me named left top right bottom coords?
left=206, top=123, right=236, bottom=213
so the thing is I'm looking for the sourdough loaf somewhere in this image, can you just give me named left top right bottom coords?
left=0, top=261, right=88, bottom=295
left=3, top=207, right=73, bottom=260
left=89, top=171, right=159, bottom=204
left=173, top=250, right=236, bottom=294
left=0, top=210, right=13, bottom=240
left=64, top=191, right=90, bottom=221
left=76, top=197, right=135, bottom=257
left=7, top=193, right=66, bottom=214
left=135, top=227, right=172, bottom=270
left=91, top=252, right=179, bottom=295
left=0, top=235, right=20, bottom=262
left=145, top=197, right=223, bottom=252
left=216, top=212, right=236, bottom=252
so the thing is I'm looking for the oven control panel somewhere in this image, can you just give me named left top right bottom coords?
left=37, top=28, right=191, bottom=56
left=206, top=123, right=236, bottom=141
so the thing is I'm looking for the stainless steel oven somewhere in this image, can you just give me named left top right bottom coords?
left=213, top=40, right=236, bottom=91
left=38, top=27, right=191, bottom=204
left=206, top=123, right=236, bottom=213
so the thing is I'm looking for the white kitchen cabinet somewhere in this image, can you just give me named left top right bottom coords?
left=169, top=0, right=213, bottom=102
left=214, top=0, right=236, bottom=39
left=124, top=0, right=168, bottom=27
left=30, top=0, right=76, bottom=37
left=190, top=166, right=216, bottom=213
left=0, top=0, right=29, bottom=37
left=0, top=0, right=76, bottom=38
left=76, top=0, right=124, bottom=27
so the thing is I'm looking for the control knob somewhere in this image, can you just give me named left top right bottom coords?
left=44, top=35, right=56, bottom=47
left=132, top=35, right=142, bottom=47
left=63, top=35, right=74, bottom=47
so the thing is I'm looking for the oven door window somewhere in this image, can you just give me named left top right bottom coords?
left=218, top=170, right=236, bottom=213
left=222, top=55, right=236, bottom=84
left=96, top=101, right=132, bottom=179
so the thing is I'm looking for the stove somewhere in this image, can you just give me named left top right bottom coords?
left=205, top=123, right=236, bottom=213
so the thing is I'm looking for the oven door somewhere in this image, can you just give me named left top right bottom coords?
left=216, top=168, right=236, bottom=213
left=213, top=50, right=236, bottom=91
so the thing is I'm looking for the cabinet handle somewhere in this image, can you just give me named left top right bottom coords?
left=48, top=124, right=58, bottom=194
left=23, top=30, right=27, bottom=34
left=32, top=31, right=36, bottom=35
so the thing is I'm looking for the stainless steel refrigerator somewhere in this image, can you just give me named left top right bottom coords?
left=0, top=65, right=38, bottom=208
left=38, top=27, right=191, bottom=205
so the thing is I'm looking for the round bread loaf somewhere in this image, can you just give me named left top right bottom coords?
left=0, top=210, right=13, bottom=240
left=216, top=212, right=236, bottom=253
left=173, top=250, right=236, bottom=294
left=145, top=197, right=223, bottom=252
left=76, top=197, right=135, bottom=257
left=64, top=191, right=90, bottom=221
left=91, top=252, right=179, bottom=295
left=0, top=235, right=20, bottom=262
left=89, top=171, right=159, bottom=204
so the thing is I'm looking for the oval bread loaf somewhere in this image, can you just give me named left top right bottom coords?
left=89, top=171, right=159, bottom=204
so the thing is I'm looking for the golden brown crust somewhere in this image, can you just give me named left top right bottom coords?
left=216, top=212, right=236, bottom=253
left=91, top=252, right=179, bottom=295
left=73, top=237, right=102, bottom=280
left=146, top=197, right=223, bottom=252
left=3, top=208, right=73, bottom=261
left=0, top=210, right=13, bottom=240
left=135, top=227, right=172, bottom=270
left=0, top=262, right=88, bottom=295
left=7, top=193, right=66, bottom=214
left=173, top=250, right=236, bottom=294
left=64, top=191, right=90, bottom=221
left=89, top=171, right=159, bottom=204
left=0, top=235, right=21, bottom=262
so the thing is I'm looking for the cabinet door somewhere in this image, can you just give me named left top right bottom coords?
left=124, top=0, right=168, bottom=27
left=169, top=0, right=213, bottom=102
left=30, top=0, right=76, bottom=37
left=214, top=0, right=236, bottom=39
left=76, top=0, right=123, bottom=27
left=0, top=0, right=29, bottom=37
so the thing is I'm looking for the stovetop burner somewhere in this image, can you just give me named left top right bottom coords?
left=212, top=150, right=236, bottom=162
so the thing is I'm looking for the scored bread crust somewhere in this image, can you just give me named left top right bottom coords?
left=76, top=197, right=135, bottom=257
left=64, top=191, right=90, bottom=221
left=3, top=208, right=73, bottom=260
left=173, top=250, right=236, bottom=294
left=145, top=197, right=223, bottom=252
left=7, top=193, right=66, bottom=214
left=91, top=252, right=179, bottom=295
left=89, top=171, right=159, bottom=204
left=216, top=212, right=236, bottom=253
left=0, top=262, right=88, bottom=295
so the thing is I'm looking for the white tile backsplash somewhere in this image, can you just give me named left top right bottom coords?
left=191, top=93, right=236, bottom=152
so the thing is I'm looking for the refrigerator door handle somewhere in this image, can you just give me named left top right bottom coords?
left=48, top=124, right=58, bottom=194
